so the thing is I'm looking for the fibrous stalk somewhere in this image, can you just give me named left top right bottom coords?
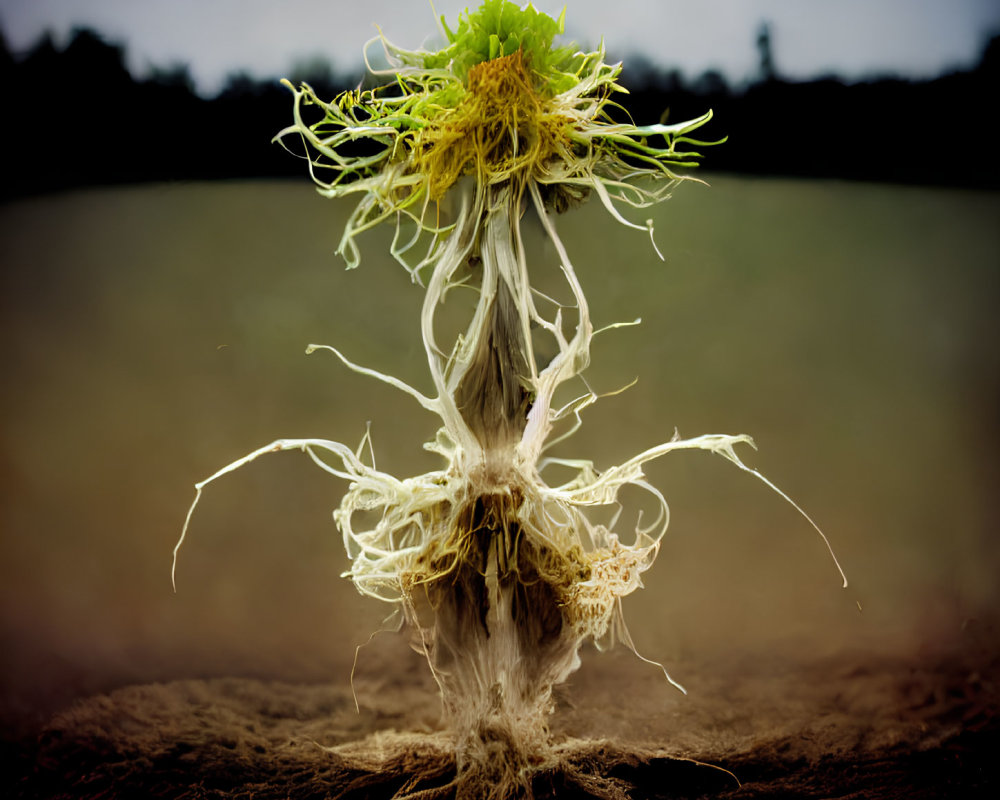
left=174, top=3, right=846, bottom=795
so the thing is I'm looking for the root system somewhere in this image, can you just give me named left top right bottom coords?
left=173, top=3, right=847, bottom=795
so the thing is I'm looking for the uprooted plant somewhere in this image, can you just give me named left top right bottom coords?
left=174, top=2, right=846, bottom=796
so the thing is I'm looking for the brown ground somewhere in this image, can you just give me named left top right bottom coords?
left=5, top=622, right=998, bottom=798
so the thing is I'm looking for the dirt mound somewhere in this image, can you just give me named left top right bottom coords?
left=7, top=639, right=997, bottom=799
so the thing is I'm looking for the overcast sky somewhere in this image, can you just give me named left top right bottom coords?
left=2, top=0, right=998, bottom=95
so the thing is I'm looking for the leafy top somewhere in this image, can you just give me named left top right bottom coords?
left=423, top=0, right=580, bottom=94
left=274, top=0, right=721, bottom=271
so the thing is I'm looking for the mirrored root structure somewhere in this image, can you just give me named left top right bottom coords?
left=174, top=5, right=847, bottom=796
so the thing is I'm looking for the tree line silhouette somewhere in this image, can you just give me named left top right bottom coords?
left=2, top=24, right=997, bottom=200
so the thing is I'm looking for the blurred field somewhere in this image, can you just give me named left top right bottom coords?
left=1, top=176, right=997, bottom=741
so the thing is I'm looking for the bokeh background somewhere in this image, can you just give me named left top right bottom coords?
left=1, top=0, right=998, bottom=749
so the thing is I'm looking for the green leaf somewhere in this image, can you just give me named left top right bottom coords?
left=441, top=15, right=456, bottom=44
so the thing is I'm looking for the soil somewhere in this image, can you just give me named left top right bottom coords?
left=4, top=627, right=998, bottom=799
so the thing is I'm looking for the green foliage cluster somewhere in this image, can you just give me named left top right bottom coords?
left=275, top=0, right=719, bottom=268
left=425, top=0, right=581, bottom=94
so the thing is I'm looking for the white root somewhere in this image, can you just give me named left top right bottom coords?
left=176, top=13, right=846, bottom=789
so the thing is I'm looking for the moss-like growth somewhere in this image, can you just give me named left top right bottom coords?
left=273, top=0, right=718, bottom=270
